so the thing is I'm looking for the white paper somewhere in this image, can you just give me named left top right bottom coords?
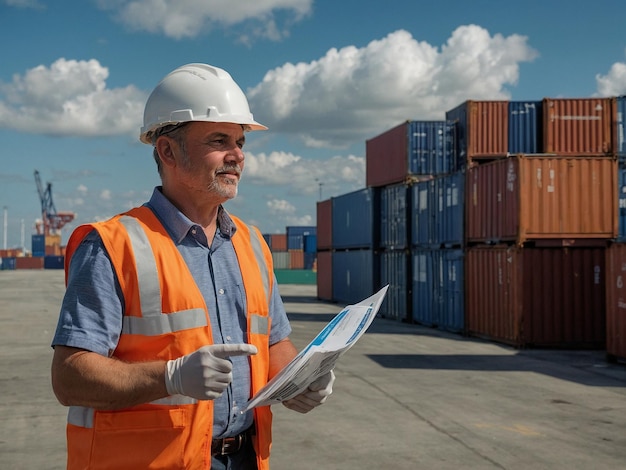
left=243, top=285, right=389, bottom=411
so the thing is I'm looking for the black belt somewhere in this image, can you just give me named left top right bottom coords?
left=211, top=427, right=253, bottom=456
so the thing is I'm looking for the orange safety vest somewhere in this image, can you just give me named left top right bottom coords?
left=62, top=206, right=274, bottom=470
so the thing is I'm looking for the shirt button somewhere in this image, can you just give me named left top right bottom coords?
left=226, top=336, right=232, bottom=341
left=218, top=288, right=225, bottom=295
left=191, top=228, right=197, bottom=235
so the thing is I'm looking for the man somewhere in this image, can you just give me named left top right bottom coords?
left=51, top=63, right=335, bottom=470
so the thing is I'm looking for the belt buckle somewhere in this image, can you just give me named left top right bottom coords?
left=221, top=434, right=241, bottom=455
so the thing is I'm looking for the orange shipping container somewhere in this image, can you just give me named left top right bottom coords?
left=269, top=234, right=287, bottom=252
left=605, top=243, right=626, bottom=361
left=289, top=250, right=304, bottom=269
left=316, top=199, right=332, bottom=250
left=543, top=97, right=615, bottom=155
left=466, top=245, right=606, bottom=349
left=466, top=155, right=617, bottom=244
left=446, top=100, right=509, bottom=161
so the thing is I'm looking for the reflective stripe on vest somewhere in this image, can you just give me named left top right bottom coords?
left=67, top=213, right=272, bottom=429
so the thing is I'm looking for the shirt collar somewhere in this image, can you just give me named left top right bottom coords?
left=145, top=187, right=237, bottom=244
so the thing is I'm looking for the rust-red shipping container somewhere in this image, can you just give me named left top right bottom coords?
left=543, top=97, right=615, bottom=155
left=0, top=248, right=22, bottom=257
left=466, top=155, right=617, bottom=244
left=466, top=245, right=606, bottom=348
left=316, top=250, right=332, bottom=301
left=316, top=199, right=332, bottom=250
left=269, top=233, right=287, bottom=252
left=16, top=256, right=44, bottom=270
left=446, top=100, right=509, bottom=162
left=605, top=243, right=626, bottom=361
left=365, top=122, right=407, bottom=188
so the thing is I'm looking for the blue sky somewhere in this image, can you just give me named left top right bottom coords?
left=1, top=0, right=626, bottom=249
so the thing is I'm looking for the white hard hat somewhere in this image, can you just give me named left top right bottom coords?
left=140, top=63, right=267, bottom=144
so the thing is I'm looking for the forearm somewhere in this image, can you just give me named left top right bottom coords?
left=268, top=338, right=298, bottom=379
left=51, top=346, right=169, bottom=410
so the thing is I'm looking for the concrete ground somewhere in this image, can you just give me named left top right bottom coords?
left=1, top=270, right=625, bottom=469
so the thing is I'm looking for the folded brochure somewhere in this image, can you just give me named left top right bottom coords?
left=243, top=285, right=389, bottom=411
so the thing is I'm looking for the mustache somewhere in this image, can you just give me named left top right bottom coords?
left=215, top=164, right=242, bottom=176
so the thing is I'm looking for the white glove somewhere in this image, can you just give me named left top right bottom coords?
left=165, top=344, right=257, bottom=400
left=282, top=370, right=335, bottom=414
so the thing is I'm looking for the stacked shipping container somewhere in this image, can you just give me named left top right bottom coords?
left=318, top=94, right=626, bottom=360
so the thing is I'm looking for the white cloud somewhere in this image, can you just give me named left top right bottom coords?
left=248, top=26, right=538, bottom=147
left=96, top=0, right=312, bottom=41
left=4, top=0, right=45, bottom=9
left=244, top=151, right=365, bottom=197
left=100, top=189, right=112, bottom=201
left=596, top=60, right=626, bottom=96
left=0, top=58, right=146, bottom=137
left=267, top=198, right=296, bottom=215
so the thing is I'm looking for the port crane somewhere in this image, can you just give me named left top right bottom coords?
left=34, top=170, right=76, bottom=236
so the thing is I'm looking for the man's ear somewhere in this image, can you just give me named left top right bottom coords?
left=155, top=136, right=177, bottom=168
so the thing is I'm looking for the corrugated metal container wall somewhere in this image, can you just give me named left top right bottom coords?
left=332, top=188, right=378, bottom=249
left=434, top=249, right=465, bottom=333
left=289, top=250, right=304, bottom=269
left=379, top=250, right=410, bottom=321
left=16, top=256, right=44, bottom=270
left=411, top=180, right=435, bottom=248
left=605, top=243, right=626, bottom=360
left=366, top=122, right=408, bottom=187
left=433, top=171, right=465, bottom=247
left=269, top=234, right=287, bottom=252
left=411, top=249, right=435, bottom=326
left=272, top=251, right=290, bottom=270
left=409, top=121, right=455, bottom=175
left=445, top=100, right=509, bottom=163
left=508, top=101, right=542, bottom=154
left=618, top=165, right=626, bottom=242
left=466, top=156, right=617, bottom=244
left=316, top=199, right=332, bottom=250
left=316, top=250, right=332, bottom=301
left=466, top=245, right=606, bottom=348
left=303, top=235, right=317, bottom=253
left=332, top=249, right=375, bottom=305
left=380, top=183, right=409, bottom=249
left=286, top=226, right=316, bottom=250
left=543, top=98, right=615, bottom=155
left=617, top=96, right=626, bottom=161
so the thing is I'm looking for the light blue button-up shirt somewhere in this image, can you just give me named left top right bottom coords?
left=52, top=187, right=292, bottom=437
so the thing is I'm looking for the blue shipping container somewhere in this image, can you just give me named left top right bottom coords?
left=409, top=121, right=456, bottom=175
left=432, top=171, right=465, bottom=247
left=617, top=96, right=626, bottom=161
left=44, top=255, right=64, bottom=269
left=286, top=226, right=316, bottom=250
left=411, top=180, right=436, bottom=248
left=433, top=249, right=465, bottom=333
left=380, top=183, right=409, bottom=249
left=303, top=234, right=317, bottom=253
left=332, top=249, right=376, bottom=305
left=332, top=188, right=379, bottom=249
left=412, top=248, right=464, bottom=332
left=379, top=250, right=410, bottom=321
left=508, top=101, right=542, bottom=154
left=0, top=257, right=16, bottom=270
left=32, top=234, right=45, bottom=257
left=412, top=249, right=436, bottom=326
